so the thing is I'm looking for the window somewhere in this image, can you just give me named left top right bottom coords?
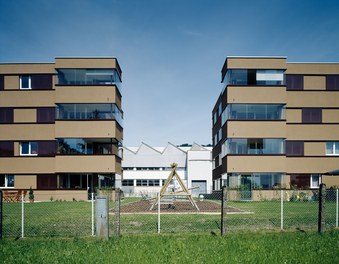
left=56, top=104, right=123, bottom=126
left=286, top=141, right=304, bottom=156
left=57, top=138, right=115, bottom=155
left=122, top=180, right=134, bottom=186
left=20, top=142, right=38, bottom=155
left=225, top=139, right=285, bottom=155
left=20, top=75, right=31, bottom=89
left=136, top=180, right=148, bottom=186
left=0, top=175, right=14, bottom=188
left=326, top=75, right=339, bottom=90
left=311, top=174, right=320, bottom=189
left=326, top=142, right=339, bottom=155
left=302, top=108, right=322, bottom=123
left=224, top=104, right=285, bottom=121
left=224, top=69, right=284, bottom=86
left=286, top=75, right=303, bottom=90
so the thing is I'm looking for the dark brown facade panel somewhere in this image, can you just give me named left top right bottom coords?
left=286, top=141, right=304, bottom=156
left=0, top=74, right=4, bottom=90
left=0, top=107, right=14, bottom=123
left=31, top=74, right=53, bottom=90
left=286, top=74, right=303, bottom=90
left=0, top=141, right=14, bottom=156
left=302, top=108, right=322, bottom=123
left=37, top=174, right=57, bottom=189
left=326, top=75, right=339, bottom=90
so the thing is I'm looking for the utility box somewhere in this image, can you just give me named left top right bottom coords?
left=96, top=196, right=109, bottom=240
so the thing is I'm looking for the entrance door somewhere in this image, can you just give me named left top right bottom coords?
left=191, top=180, right=207, bottom=197
left=240, top=175, right=252, bottom=200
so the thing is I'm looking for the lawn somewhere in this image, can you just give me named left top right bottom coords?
left=1, top=231, right=338, bottom=263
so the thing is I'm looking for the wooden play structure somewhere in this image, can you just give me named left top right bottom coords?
left=150, top=163, right=199, bottom=211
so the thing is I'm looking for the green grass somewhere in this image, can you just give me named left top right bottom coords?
left=1, top=231, right=338, bottom=263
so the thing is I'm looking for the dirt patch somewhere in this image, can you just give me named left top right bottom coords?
left=119, top=200, right=243, bottom=213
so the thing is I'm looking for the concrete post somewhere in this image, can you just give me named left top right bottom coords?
left=221, top=186, right=227, bottom=236
left=318, top=183, right=326, bottom=233
left=114, top=188, right=121, bottom=237
left=96, top=196, right=109, bottom=240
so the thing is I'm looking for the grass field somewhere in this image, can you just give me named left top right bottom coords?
left=1, top=231, right=338, bottom=263
left=2, top=198, right=338, bottom=237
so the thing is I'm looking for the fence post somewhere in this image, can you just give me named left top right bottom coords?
left=221, top=186, right=227, bottom=236
left=318, top=183, right=326, bottom=233
left=157, top=193, right=160, bottom=234
left=21, top=193, right=24, bottom=238
left=91, top=193, right=94, bottom=236
left=336, top=189, right=338, bottom=228
left=114, top=188, right=121, bottom=236
left=280, top=189, right=284, bottom=230
left=0, top=190, right=2, bottom=240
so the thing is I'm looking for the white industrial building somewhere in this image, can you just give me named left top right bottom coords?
left=121, top=142, right=212, bottom=197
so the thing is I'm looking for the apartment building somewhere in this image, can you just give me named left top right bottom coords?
left=212, top=56, right=339, bottom=193
left=0, top=57, right=123, bottom=200
left=122, top=142, right=212, bottom=197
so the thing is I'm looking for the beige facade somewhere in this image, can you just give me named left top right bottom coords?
left=213, top=57, right=339, bottom=194
left=0, top=57, right=123, bottom=200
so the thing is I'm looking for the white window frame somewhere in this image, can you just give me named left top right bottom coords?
left=0, top=174, right=15, bottom=188
left=20, top=75, right=32, bottom=90
left=20, top=142, right=38, bottom=156
left=310, top=174, right=321, bottom=189
left=326, top=141, right=339, bottom=155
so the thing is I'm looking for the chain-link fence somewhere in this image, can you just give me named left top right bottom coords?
left=0, top=186, right=338, bottom=238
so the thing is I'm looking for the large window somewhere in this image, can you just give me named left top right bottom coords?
left=136, top=179, right=160, bottom=186
left=227, top=173, right=282, bottom=190
left=0, top=175, right=14, bottom=188
left=122, top=180, right=134, bottom=186
left=224, top=69, right=284, bottom=86
left=224, top=138, right=285, bottom=155
left=57, top=138, right=116, bottom=155
left=57, top=68, right=121, bottom=91
left=20, top=75, right=31, bottom=89
left=222, top=104, right=285, bottom=124
left=326, top=142, right=339, bottom=155
left=20, top=142, right=38, bottom=156
left=56, top=103, right=123, bottom=126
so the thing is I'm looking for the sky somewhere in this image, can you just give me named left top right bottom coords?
left=1, top=0, right=339, bottom=147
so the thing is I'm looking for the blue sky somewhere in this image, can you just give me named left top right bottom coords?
left=1, top=0, right=339, bottom=146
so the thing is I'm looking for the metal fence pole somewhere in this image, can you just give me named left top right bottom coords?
left=157, top=193, right=160, bottom=234
left=91, top=193, right=94, bottom=236
left=318, top=183, right=326, bottom=233
left=114, top=188, right=121, bottom=236
left=0, top=190, right=2, bottom=240
left=21, top=193, right=24, bottom=238
left=336, top=189, right=338, bottom=228
left=221, top=186, right=227, bottom=236
left=280, top=189, right=284, bottom=230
